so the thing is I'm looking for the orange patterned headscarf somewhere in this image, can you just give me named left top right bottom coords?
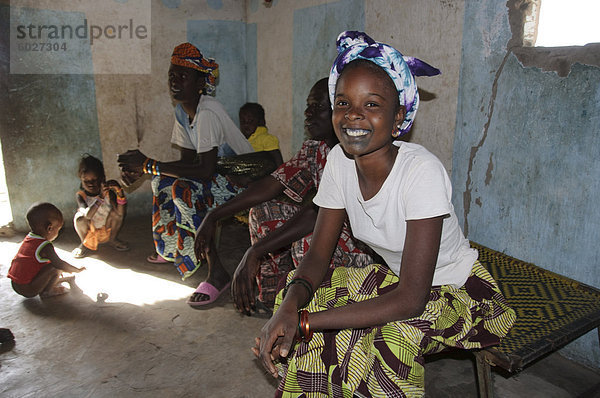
left=171, top=43, right=219, bottom=96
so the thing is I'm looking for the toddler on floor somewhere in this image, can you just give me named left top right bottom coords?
left=8, top=202, right=85, bottom=298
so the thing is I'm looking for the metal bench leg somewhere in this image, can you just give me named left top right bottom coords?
left=474, top=351, right=494, bottom=398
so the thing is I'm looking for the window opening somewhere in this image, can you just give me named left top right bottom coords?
left=0, top=140, right=13, bottom=228
left=535, top=0, right=600, bottom=47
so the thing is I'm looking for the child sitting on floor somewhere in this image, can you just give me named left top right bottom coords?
left=72, top=154, right=129, bottom=258
left=8, top=202, right=85, bottom=298
left=239, top=102, right=284, bottom=167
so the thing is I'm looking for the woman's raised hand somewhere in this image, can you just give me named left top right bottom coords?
left=117, top=149, right=147, bottom=186
left=117, top=149, right=147, bottom=173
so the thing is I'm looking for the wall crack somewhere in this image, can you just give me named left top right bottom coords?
left=463, top=50, right=512, bottom=236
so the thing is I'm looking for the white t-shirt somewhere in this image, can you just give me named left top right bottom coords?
left=170, top=96, right=254, bottom=156
left=313, top=141, right=477, bottom=287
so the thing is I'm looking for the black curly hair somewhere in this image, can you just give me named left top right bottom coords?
left=78, top=154, right=105, bottom=182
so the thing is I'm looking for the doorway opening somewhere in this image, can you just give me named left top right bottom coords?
left=0, top=140, right=14, bottom=229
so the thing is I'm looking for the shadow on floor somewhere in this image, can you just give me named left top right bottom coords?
left=0, top=216, right=599, bottom=397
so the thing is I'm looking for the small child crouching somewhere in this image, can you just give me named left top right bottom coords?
left=72, top=154, right=128, bottom=258
left=8, top=202, right=85, bottom=298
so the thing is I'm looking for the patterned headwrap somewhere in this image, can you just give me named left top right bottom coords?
left=171, top=43, right=219, bottom=96
left=329, top=31, right=441, bottom=137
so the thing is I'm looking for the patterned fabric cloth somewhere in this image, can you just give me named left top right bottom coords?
left=170, top=42, right=219, bottom=96
left=249, top=140, right=374, bottom=308
left=82, top=224, right=111, bottom=251
left=271, top=140, right=328, bottom=203
left=274, top=261, right=516, bottom=397
left=328, top=31, right=440, bottom=137
left=74, top=190, right=113, bottom=250
left=151, top=174, right=243, bottom=279
left=75, top=190, right=112, bottom=229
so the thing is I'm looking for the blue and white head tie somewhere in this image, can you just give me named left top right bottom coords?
left=329, top=31, right=441, bottom=137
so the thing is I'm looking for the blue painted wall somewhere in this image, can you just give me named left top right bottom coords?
left=291, top=0, right=364, bottom=152
left=0, top=5, right=102, bottom=230
left=245, top=23, right=258, bottom=103
left=452, top=0, right=600, bottom=367
left=187, top=20, right=254, bottom=126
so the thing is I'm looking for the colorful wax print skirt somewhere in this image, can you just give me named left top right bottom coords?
left=273, top=261, right=516, bottom=397
left=151, top=174, right=243, bottom=279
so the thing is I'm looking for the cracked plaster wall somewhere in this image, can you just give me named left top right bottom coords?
left=246, top=0, right=464, bottom=170
left=452, top=0, right=600, bottom=368
left=1, top=0, right=247, bottom=230
left=2, top=0, right=464, bottom=232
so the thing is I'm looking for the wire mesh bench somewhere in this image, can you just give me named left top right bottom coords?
left=471, top=242, right=600, bottom=398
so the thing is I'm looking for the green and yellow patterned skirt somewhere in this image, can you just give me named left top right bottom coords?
left=273, top=261, right=516, bottom=398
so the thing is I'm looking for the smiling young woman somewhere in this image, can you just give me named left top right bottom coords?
left=255, top=31, right=516, bottom=398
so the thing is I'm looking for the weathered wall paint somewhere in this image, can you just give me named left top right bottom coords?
left=247, top=0, right=464, bottom=171
left=2, top=0, right=247, bottom=227
left=187, top=19, right=248, bottom=126
left=365, top=0, right=465, bottom=172
left=0, top=4, right=102, bottom=231
left=245, top=23, right=258, bottom=103
left=291, top=0, right=364, bottom=153
left=91, top=0, right=247, bottom=222
left=453, top=0, right=600, bottom=368
left=2, top=0, right=466, bottom=240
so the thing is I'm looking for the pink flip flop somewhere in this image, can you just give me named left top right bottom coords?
left=146, top=253, right=170, bottom=264
left=187, top=281, right=231, bottom=307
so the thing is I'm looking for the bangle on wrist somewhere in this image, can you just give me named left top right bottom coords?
left=142, top=157, right=151, bottom=174
left=112, top=186, right=125, bottom=197
left=142, top=158, right=161, bottom=176
left=297, top=309, right=313, bottom=343
left=282, top=276, right=314, bottom=309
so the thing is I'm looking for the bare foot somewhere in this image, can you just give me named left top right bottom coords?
left=57, top=275, right=76, bottom=285
left=107, top=239, right=129, bottom=252
left=72, top=244, right=91, bottom=259
left=188, top=276, right=231, bottom=305
left=40, top=285, right=70, bottom=298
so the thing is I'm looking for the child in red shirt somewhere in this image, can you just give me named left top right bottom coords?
left=8, top=202, right=85, bottom=298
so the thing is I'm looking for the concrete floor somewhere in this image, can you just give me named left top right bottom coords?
left=1, top=216, right=599, bottom=397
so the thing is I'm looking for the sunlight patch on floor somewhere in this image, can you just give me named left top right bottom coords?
left=58, top=248, right=193, bottom=306
left=1, top=241, right=192, bottom=306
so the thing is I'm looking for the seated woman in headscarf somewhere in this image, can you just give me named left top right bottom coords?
left=118, top=42, right=254, bottom=306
